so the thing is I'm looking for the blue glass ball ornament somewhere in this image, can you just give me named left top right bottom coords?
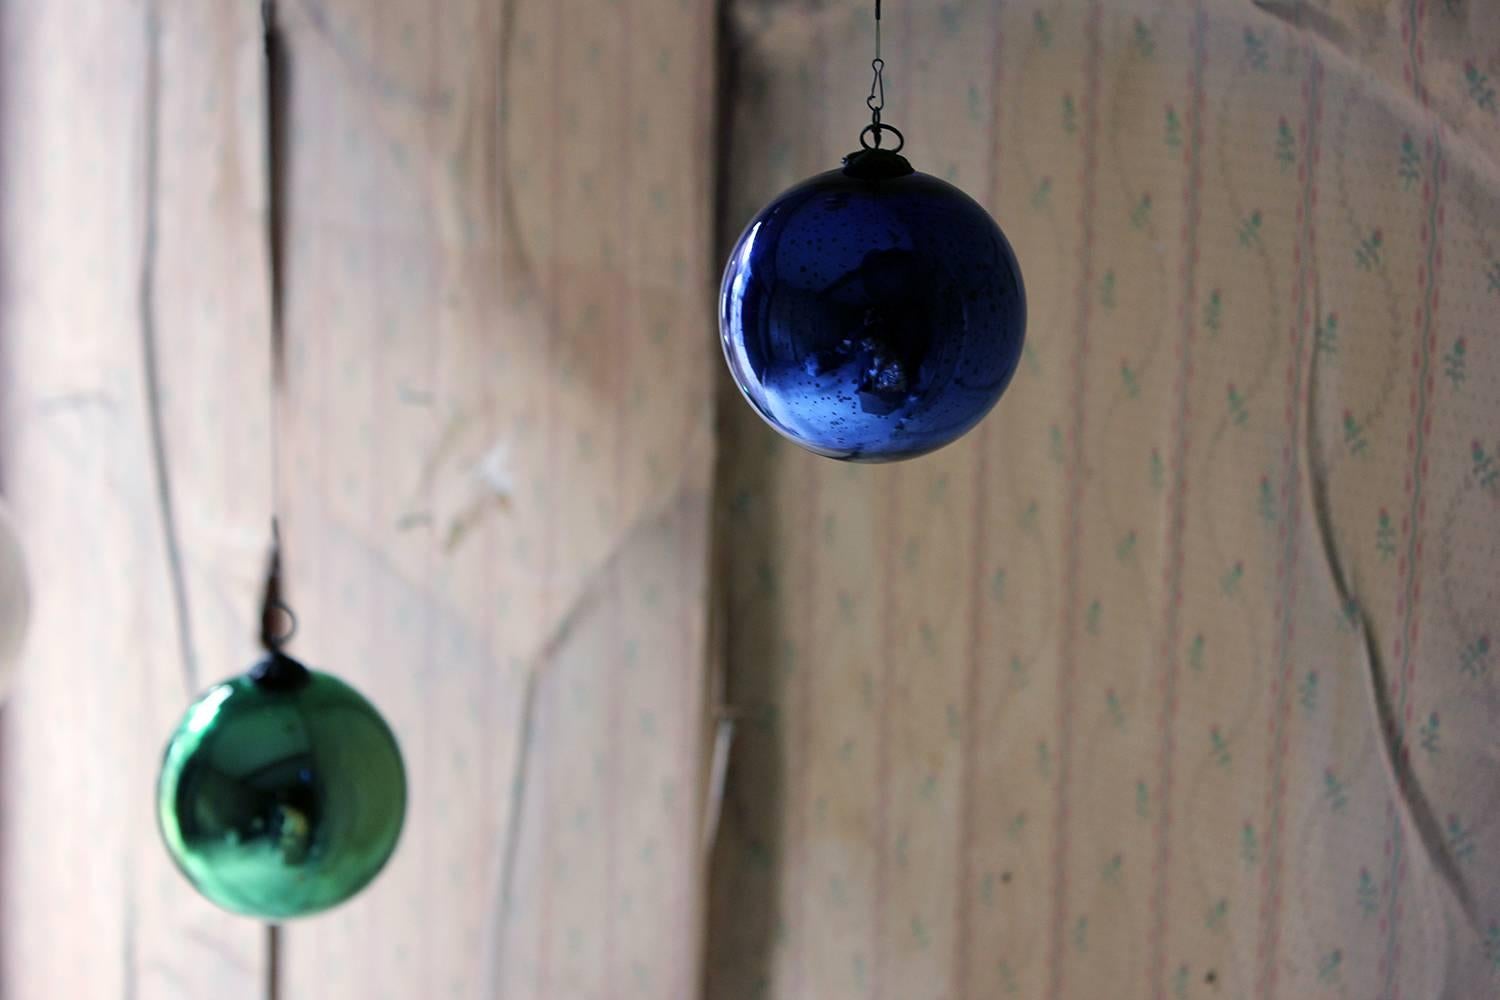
left=157, top=652, right=406, bottom=919
left=719, top=144, right=1026, bottom=461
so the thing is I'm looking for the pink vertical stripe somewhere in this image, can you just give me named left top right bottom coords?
left=1146, top=5, right=1206, bottom=997
left=1384, top=2, right=1444, bottom=995
left=1254, top=48, right=1322, bottom=1000
left=873, top=10, right=914, bottom=998
left=1046, top=4, right=1103, bottom=999
left=873, top=480, right=899, bottom=1000
left=954, top=10, right=1007, bottom=995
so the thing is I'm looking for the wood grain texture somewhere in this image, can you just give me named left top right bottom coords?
left=1, top=0, right=715, bottom=997
left=0, top=1, right=271, bottom=997
left=264, top=1, right=717, bottom=998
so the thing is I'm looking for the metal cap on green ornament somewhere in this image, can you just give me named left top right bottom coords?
left=156, top=525, right=406, bottom=920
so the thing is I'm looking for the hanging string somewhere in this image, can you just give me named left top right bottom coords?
left=254, top=1, right=303, bottom=716
left=860, top=0, right=903, bottom=153
left=867, top=0, right=883, bottom=142
left=258, top=0, right=296, bottom=660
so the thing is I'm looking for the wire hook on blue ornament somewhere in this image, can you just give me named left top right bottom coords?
left=718, top=0, right=1025, bottom=462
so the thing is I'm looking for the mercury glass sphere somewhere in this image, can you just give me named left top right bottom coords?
left=720, top=148, right=1026, bottom=461
left=0, top=499, right=30, bottom=703
left=157, top=655, right=406, bottom=919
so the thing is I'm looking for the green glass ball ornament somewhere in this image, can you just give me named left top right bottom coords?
left=157, top=652, right=406, bottom=919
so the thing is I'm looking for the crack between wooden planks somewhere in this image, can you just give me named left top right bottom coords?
left=138, top=0, right=200, bottom=700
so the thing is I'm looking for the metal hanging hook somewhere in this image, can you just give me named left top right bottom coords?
left=860, top=0, right=902, bottom=153
left=258, top=517, right=298, bottom=652
left=867, top=57, right=885, bottom=134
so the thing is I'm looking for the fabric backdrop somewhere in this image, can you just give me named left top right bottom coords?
left=708, top=2, right=1500, bottom=999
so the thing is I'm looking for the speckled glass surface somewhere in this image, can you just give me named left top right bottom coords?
left=720, top=158, right=1026, bottom=461
left=157, top=663, right=406, bottom=920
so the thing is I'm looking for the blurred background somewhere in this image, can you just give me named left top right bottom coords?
left=1, top=1, right=1497, bottom=998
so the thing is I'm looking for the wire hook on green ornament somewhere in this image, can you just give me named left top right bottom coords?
left=155, top=521, right=407, bottom=920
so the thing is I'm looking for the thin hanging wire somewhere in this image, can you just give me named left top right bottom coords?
left=867, top=0, right=884, bottom=143
left=859, top=0, right=902, bottom=152
left=252, top=7, right=295, bottom=989
left=259, top=0, right=296, bottom=658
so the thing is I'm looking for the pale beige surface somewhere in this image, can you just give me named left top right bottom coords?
left=0, top=2, right=271, bottom=997
left=0, top=0, right=714, bottom=998
left=267, top=1, right=714, bottom=996
left=2, top=1, right=1498, bottom=999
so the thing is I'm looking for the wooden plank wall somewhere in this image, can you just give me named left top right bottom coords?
left=0, top=1, right=717, bottom=997
left=0, top=1, right=272, bottom=997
